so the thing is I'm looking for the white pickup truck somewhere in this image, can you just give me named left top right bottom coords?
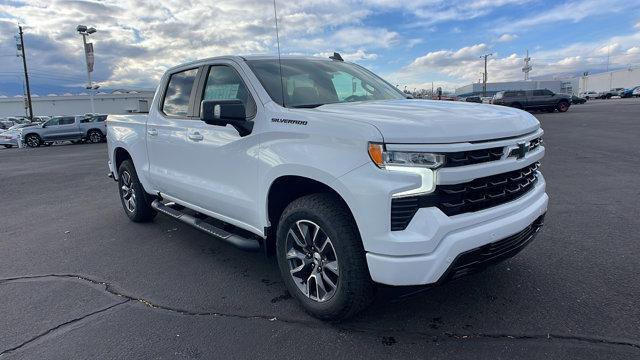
left=107, top=55, right=548, bottom=320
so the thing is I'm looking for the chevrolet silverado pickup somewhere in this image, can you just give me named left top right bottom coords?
left=22, top=114, right=107, bottom=147
left=107, top=55, right=548, bottom=320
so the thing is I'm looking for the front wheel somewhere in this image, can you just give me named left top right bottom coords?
left=557, top=101, right=570, bottom=112
left=87, top=130, right=103, bottom=144
left=25, top=134, right=41, bottom=148
left=117, top=160, right=157, bottom=222
left=276, top=193, right=374, bottom=321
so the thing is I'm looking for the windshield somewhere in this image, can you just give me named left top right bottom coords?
left=246, top=59, right=405, bottom=108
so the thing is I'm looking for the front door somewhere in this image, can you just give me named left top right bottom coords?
left=179, top=63, right=261, bottom=231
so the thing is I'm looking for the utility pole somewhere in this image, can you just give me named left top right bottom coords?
left=17, top=25, right=33, bottom=121
left=480, top=53, right=493, bottom=97
left=606, top=43, right=610, bottom=72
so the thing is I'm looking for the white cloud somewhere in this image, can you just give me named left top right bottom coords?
left=493, top=0, right=633, bottom=33
left=497, top=34, right=518, bottom=42
left=389, top=29, right=640, bottom=91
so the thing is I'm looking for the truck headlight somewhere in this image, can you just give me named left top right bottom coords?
left=368, top=143, right=443, bottom=197
left=368, top=143, right=445, bottom=169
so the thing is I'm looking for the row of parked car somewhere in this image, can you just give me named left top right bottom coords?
left=579, top=86, right=640, bottom=99
left=0, top=114, right=107, bottom=148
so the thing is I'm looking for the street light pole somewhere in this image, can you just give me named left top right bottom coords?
left=480, top=53, right=493, bottom=98
left=77, top=25, right=97, bottom=114
left=81, top=32, right=94, bottom=114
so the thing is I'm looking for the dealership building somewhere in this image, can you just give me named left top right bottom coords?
left=571, top=66, right=640, bottom=94
left=0, top=90, right=155, bottom=117
left=455, top=66, right=640, bottom=96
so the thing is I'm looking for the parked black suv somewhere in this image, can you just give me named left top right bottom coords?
left=492, top=89, right=571, bottom=112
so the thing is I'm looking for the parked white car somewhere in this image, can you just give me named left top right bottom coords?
left=107, top=55, right=547, bottom=320
left=0, top=123, right=39, bottom=148
left=579, top=91, right=602, bottom=100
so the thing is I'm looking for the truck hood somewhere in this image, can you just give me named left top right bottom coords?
left=314, top=99, right=540, bottom=143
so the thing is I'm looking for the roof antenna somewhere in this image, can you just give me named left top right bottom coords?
left=329, top=52, right=343, bottom=61
left=273, top=0, right=286, bottom=107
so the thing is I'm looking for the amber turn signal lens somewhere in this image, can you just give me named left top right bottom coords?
left=368, top=143, right=384, bottom=168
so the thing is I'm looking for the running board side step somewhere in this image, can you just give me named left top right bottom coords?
left=151, top=200, right=261, bottom=252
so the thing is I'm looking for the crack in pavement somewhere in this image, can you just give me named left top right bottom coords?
left=0, top=274, right=320, bottom=326
left=1, top=274, right=639, bottom=353
left=0, top=299, right=129, bottom=357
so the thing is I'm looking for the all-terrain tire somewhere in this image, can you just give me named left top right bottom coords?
left=276, top=193, right=374, bottom=321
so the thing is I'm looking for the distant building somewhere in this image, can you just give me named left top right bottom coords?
left=455, top=80, right=566, bottom=97
left=573, top=66, right=640, bottom=94
left=0, top=90, right=155, bottom=117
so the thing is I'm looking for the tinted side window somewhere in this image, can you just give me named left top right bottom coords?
left=60, top=117, right=75, bottom=125
left=162, top=68, right=198, bottom=116
left=542, top=90, right=554, bottom=96
left=532, top=90, right=545, bottom=96
left=202, top=65, right=256, bottom=118
left=46, top=118, right=60, bottom=126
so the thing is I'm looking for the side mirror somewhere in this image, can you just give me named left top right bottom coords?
left=200, top=100, right=253, bottom=137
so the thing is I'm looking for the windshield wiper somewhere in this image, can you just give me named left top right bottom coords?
left=291, top=103, right=325, bottom=108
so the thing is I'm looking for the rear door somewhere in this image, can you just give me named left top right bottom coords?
left=146, top=67, right=201, bottom=196
left=529, top=90, right=552, bottom=108
left=175, top=62, right=261, bottom=230
left=50, top=116, right=81, bottom=140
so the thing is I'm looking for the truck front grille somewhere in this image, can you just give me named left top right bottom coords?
left=444, top=147, right=504, bottom=167
left=390, top=162, right=539, bottom=231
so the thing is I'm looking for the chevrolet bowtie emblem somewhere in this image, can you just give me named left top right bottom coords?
left=516, top=142, right=529, bottom=159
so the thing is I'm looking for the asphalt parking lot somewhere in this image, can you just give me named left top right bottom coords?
left=1, top=99, right=639, bottom=359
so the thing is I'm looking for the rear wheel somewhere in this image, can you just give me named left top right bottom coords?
left=117, top=160, right=157, bottom=222
left=25, top=134, right=41, bottom=148
left=557, top=101, right=570, bottom=113
left=276, top=193, right=374, bottom=321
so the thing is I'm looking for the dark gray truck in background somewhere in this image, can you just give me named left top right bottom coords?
left=492, top=89, right=571, bottom=113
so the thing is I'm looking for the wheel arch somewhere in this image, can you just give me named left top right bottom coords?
left=23, top=132, right=41, bottom=139
left=113, top=147, right=133, bottom=173
left=87, top=128, right=103, bottom=135
left=510, top=102, right=523, bottom=109
left=265, top=175, right=359, bottom=249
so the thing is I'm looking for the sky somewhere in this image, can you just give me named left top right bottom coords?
left=0, top=0, right=639, bottom=96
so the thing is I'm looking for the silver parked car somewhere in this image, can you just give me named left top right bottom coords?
left=0, top=123, right=40, bottom=148
left=21, top=114, right=107, bottom=147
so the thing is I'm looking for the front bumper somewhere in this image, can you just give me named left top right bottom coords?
left=364, top=180, right=547, bottom=285
left=0, top=137, right=18, bottom=146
